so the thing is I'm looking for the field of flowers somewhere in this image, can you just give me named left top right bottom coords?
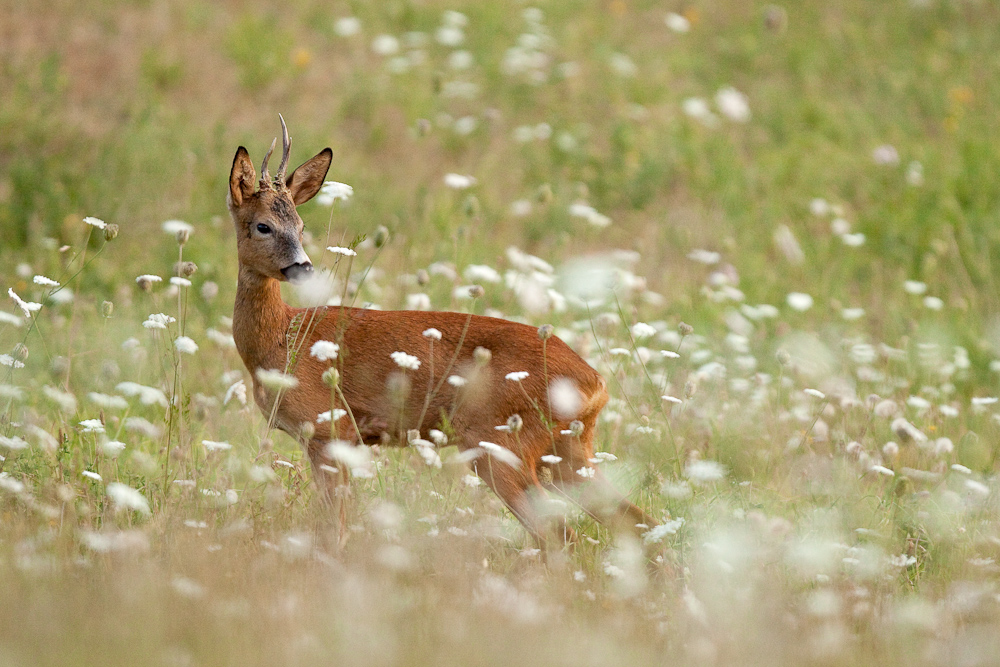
left=3, top=1, right=1000, bottom=665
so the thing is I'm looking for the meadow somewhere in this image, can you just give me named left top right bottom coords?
left=3, top=0, right=1000, bottom=664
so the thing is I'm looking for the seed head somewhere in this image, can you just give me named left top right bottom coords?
left=678, top=322, right=694, bottom=336
left=537, top=324, right=554, bottom=341
left=300, top=421, right=316, bottom=440
left=322, top=367, right=340, bottom=388
left=13, top=343, right=28, bottom=362
left=176, top=228, right=190, bottom=246
left=468, top=284, right=485, bottom=299
left=177, top=261, right=198, bottom=278
left=102, top=301, right=114, bottom=318
left=103, top=224, right=119, bottom=242
left=776, top=348, right=791, bottom=366
left=473, top=346, right=492, bottom=365
left=569, top=420, right=584, bottom=437
left=506, top=414, right=523, bottom=433
left=684, top=379, right=698, bottom=399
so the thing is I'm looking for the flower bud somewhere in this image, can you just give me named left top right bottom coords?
left=462, top=195, right=480, bottom=219
left=176, top=228, right=190, bottom=246
left=374, top=225, right=390, bottom=248
left=678, top=322, right=694, bottom=336
left=13, top=343, right=28, bottom=361
left=537, top=324, right=554, bottom=341
left=177, top=261, right=198, bottom=278
left=569, top=420, right=584, bottom=437
left=684, top=379, right=698, bottom=399
left=473, top=346, right=492, bottom=365
left=416, top=269, right=430, bottom=286
left=136, top=276, right=154, bottom=292
left=506, top=414, right=523, bottom=434
left=103, top=224, right=119, bottom=242
left=406, top=429, right=421, bottom=444
left=468, top=284, right=485, bottom=299
left=776, top=348, right=791, bottom=366
left=322, top=367, right=340, bottom=388
left=300, top=421, right=316, bottom=441
left=536, top=183, right=553, bottom=205
left=102, top=300, right=114, bottom=318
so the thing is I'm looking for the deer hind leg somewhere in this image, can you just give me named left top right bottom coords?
left=543, top=421, right=657, bottom=538
left=306, top=437, right=352, bottom=549
left=466, top=431, right=563, bottom=550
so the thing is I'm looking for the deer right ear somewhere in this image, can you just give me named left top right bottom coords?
left=229, top=147, right=256, bottom=208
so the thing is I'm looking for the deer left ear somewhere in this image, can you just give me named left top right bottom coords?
left=286, top=148, right=333, bottom=205
left=229, top=146, right=256, bottom=208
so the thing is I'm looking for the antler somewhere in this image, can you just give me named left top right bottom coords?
left=275, top=113, right=292, bottom=186
left=259, top=138, right=277, bottom=191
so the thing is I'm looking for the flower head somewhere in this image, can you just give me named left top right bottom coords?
left=174, top=336, right=198, bottom=354
left=83, top=216, right=107, bottom=229
left=390, top=351, right=421, bottom=370
left=255, top=368, right=300, bottom=391
left=106, top=482, right=151, bottom=515
left=505, top=371, right=529, bottom=382
left=422, top=328, right=442, bottom=341
left=310, top=340, right=340, bottom=362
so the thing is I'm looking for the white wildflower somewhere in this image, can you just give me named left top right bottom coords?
left=786, top=292, right=814, bottom=311
left=422, top=328, right=442, bottom=341
left=106, top=482, right=152, bottom=515
left=716, top=87, right=750, bottom=122
left=310, top=340, right=340, bottom=361
left=334, top=16, right=361, bottom=37
left=142, top=313, right=176, bottom=329
left=255, top=368, right=299, bottom=391
left=505, top=371, right=529, bottom=382
left=464, top=264, right=502, bottom=283
left=665, top=12, right=690, bottom=32
left=0, top=435, right=29, bottom=451
left=684, top=459, right=726, bottom=484
left=135, top=274, right=163, bottom=286
left=443, top=173, right=476, bottom=189
left=643, top=518, right=685, bottom=543
left=78, top=419, right=106, bottom=434
left=687, top=249, right=720, bottom=265
left=87, top=392, right=128, bottom=410
left=870, top=465, right=895, bottom=477
left=33, top=275, right=59, bottom=287
left=540, top=455, right=563, bottom=464
left=631, top=322, right=657, bottom=339
left=548, top=377, right=582, bottom=419
left=82, top=470, right=103, bottom=482
left=576, top=466, right=596, bottom=478
left=161, top=219, right=193, bottom=236
left=903, top=280, right=927, bottom=295
left=447, top=375, right=467, bottom=387
left=102, top=440, right=126, bottom=457
left=923, top=296, right=944, bottom=311
left=8, top=288, right=41, bottom=317
left=202, top=440, right=232, bottom=452
left=478, top=441, right=521, bottom=468
left=224, top=379, right=247, bottom=406
left=115, top=382, right=168, bottom=407
left=317, top=181, right=354, bottom=206
left=174, top=336, right=198, bottom=354
left=390, top=351, right=421, bottom=370
left=804, top=388, right=826, bottom=400
left=327, top=246, right=357, bottom=257
left=316, top=409, right=347, bottom=424
left=83, top=216, right=107, bottom=229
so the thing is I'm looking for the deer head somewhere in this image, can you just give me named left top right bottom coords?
left=227, top=115, right=333, bottom=283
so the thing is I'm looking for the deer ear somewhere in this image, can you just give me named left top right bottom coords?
left=286, top=148, right=333, bottom=206
left=229, top=147, right=256, bottom=207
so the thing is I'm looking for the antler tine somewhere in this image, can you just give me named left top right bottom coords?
left=259, top=137, right=277, bottom=190
left=275, top=113, right=292, bottom=185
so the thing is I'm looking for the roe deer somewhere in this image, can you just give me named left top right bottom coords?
left=228, top=116, right=656, bottom=546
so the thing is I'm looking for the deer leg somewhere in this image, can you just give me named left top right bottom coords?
left=307, top=437, right=352, bottom=549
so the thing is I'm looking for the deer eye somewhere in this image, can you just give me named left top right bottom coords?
left=256, top=223, right=272, bottom=234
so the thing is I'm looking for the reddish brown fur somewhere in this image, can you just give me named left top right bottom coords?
left=227, top=128, right=655, bottom=546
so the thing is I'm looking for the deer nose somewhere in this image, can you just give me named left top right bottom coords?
left=281, top=262, right=314, bottom=283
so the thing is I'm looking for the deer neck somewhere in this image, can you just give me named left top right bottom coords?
left=233, top=266, right=290, bottom=374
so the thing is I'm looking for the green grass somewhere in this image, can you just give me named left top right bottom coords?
left=3, top=0, right=1000, bottom=664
